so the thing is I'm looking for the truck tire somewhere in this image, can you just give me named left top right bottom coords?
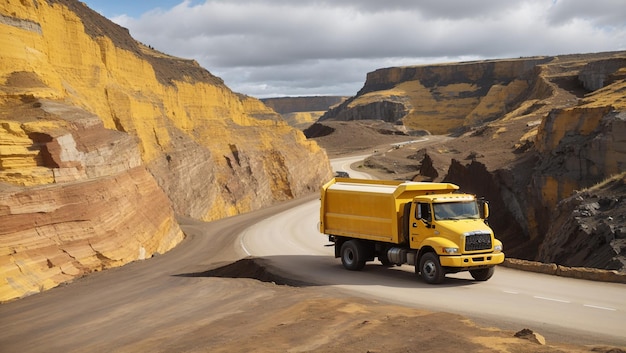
left=470, top=267, right=495, bottom=281
left=418, top=252, right=445, bottom=284
left=341, top=240, right=366, bottom=271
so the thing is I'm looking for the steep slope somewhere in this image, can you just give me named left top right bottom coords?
left=537, top=172, right=626, bottom=270
left=0, top=0, right=332, bottom=301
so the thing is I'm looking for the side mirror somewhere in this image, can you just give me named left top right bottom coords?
left=482, top=201, right=489, bottom=219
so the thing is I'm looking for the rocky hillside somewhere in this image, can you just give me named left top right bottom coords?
left=313, top=52, right=626, bottom=271
left=537, top=172, right=626, bottom=270
left=262, top=96, right=347, bottom=130
left=0, top=0, right=332, bottom=301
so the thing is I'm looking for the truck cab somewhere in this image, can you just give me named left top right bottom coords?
left=407, top=195, right=503, bottom=283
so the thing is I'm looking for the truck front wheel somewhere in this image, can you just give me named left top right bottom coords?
left=341, top=240, right=366, bottom=271
left=418, top=252, right=445, bottom=284
left=470, top=267, right=495, bottom=281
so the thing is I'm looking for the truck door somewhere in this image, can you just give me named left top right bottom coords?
left=409, top=202, right=437, bottom=249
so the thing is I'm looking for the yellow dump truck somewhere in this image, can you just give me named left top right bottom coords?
left=319, top=178, right=504, bottom=284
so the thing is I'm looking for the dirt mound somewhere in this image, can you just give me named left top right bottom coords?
left=177, top=257, right=311, bottom=287
left=305, top=120, right=426, bottom=155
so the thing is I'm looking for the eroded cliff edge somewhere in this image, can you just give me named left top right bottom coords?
left=0, top=0, right=332, bottom=301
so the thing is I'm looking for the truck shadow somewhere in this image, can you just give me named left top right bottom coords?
left=174, top=255, right=484, bottom=289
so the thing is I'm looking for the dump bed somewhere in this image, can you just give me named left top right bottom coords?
left=319, top=178, right=459, bottom=244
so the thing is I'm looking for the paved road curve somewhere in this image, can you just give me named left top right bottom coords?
left=243, top=153, right=626, bottom=345
left=329, top=154, right=373, bottom=179
left=240, top=198, right=626, bottom=346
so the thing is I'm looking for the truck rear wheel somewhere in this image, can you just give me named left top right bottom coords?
left=341, top=240, right=366, bottom=271
left=470, top=267, right=495, bottom=281
left=418, top=252, right=445, bottom=284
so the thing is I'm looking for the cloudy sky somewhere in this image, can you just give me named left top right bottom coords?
left=83, top=0, right=626, bottom=98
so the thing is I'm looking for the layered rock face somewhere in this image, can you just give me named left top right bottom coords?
left=526, top=59, right=626, bottom=248
left=320, top=58, right=552, bottom=134
left=0, top=99, right=184, bottom=301
left=537, top=173, right=626, bottom=270
left=0, top=0, right=332, bottom=301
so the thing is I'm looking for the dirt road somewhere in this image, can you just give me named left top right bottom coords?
left=0, top=197, right=310, bottom=352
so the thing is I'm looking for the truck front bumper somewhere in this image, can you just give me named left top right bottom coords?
left=439, top=252, right=504, bottom=268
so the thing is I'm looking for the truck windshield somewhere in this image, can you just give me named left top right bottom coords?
left=433, top=201, right=480, bottom=220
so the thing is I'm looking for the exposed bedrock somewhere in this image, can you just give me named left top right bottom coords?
left=320, top=97, right=410, bottom=124
left=320, top=58, right=554, bottom=134
left=536, top=173, right=626, bottom=272
left=0, top=0, right=332, bottom=301
left=442, top=159, right=531, bottom=258
left=530, top=108, right=626, bottom=237
left=578, top=58, right=626, bottom=91
left=0, top=102, right=183, bottom=301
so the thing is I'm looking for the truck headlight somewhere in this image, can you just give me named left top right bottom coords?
left=494, top=244, right=503, bottom=252
left=443, top=247, right=459, bottom=254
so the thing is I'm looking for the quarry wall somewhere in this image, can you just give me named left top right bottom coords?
left=0, top=0, right=332, bottom=301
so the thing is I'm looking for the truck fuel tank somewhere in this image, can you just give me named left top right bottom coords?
left=387, top=247, right=416, bottom=265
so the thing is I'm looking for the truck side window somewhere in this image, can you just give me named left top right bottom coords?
left=417, top=203, right=432, bottom=223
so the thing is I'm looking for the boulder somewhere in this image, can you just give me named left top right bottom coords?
left=514, top=328, right=546, bottom=345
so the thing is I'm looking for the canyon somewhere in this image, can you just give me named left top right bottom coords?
left=307, top=52, right=626, bottom=272
left=2, top=0, right=623, bottom=302
left=1, top=1, right=625, bottom=351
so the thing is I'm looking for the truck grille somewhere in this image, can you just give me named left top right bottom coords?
left=465, top=232, right=492, bottom=251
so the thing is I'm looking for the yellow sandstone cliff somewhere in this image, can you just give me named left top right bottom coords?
left=321, top=58, right=553, bottom=134
left=0, top=0, right=332, bottom=301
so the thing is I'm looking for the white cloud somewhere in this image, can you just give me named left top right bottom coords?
left=109, top=0, right=626, bottom=98
left=547, top=0, right=626, bottom=27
